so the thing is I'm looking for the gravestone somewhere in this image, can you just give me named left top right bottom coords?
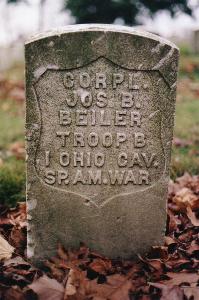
left=193, top=29, right=199, bottom=54
left=25, top=24, right=179, bottom=263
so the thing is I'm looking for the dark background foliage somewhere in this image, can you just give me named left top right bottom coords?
left=7, top=0, right=193, bottom=26
left=65, top=0, right=193, bottom=25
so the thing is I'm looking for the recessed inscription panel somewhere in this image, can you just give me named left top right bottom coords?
left=34, top=57, right=168, bottom=203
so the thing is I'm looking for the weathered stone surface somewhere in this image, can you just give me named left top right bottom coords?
left=25, top=24, right=179, bottom=263
left=193, top=29, right=199, bottom=54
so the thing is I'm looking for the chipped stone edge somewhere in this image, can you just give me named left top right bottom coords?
left=25, top=24, right=178, bottom=50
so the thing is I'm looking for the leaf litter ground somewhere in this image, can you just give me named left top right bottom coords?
left=0, top=173, right=199, bottom=300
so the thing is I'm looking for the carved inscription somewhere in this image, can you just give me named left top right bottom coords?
left=34, top=58, right=168, bottom=202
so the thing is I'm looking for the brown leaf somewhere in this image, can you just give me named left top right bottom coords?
left=64, top=268, right=88, bottom=299
left=176, top=173, right=193, bottom=187
left=89, top=258, right=112, bottom=274
left=163, top=272, right=199, bottom=286
left=8, top=202, right=27, bottom=227
left=106, top=274, right=132, bottom=300
left=0, top=234, right=14, bottom=260
left=88, top=274, right=132, bottom=300
left=183, top=287, right=199, bottom=299
left=178, top=228, right=195, bottom=243
left=29, top=275, right=64, bottom=300
left=9, top=226, right=26, bottom=254
left=57, top=244, right=69, bottom=261
left=146, top=246, right=168, bottom=260
left=187, top=240, right=199, bottom=255
left=3, top=256, right=29, bottom=267
left=3, top=286, right=26, bottom=300
left=168, top=210, right=181, bottom=232
left=150, top=283, right=184, bottom=300
left=64, top=269, right=77, bottom=298
left=8, top=141, right=25, bottom=160
left=173, top=188, right=198, bottom=212
left=168, top=180, right=181, bottom=197
left=164, top=236, right=176, bottom=246
left=186, top=206, right=199, bottom=226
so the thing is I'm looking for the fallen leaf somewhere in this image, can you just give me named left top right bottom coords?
left=3, top=256, right=30, bottom=266
left=173, top=187, right=198, bottom=211
left=164, top=236, right=176, bottom=246
left=89, top=258, right=112, bottom=274
left=106, top=274, right=132, bottom=300
left=183, top=287, right=199, bottom=299
left=150, top=283, right=184, bottom=300
left=3, top=286, right=26, bottom=300
left=176, top=173, right=193, bottom=187
left=88, top=274, right=132, bottom=300
left=29, top=275, right=64, bottom=300
left=0, top=234, right=14, bottom=260
left=162, top=272, right=199, bottom=286
left=167, top=210, right=181, bottom=232
left=9, top=226, right=26, bottom=255
left=64, top=269, right=77, bottom=297
left=187, top=240, right=199, bottom=255
left=186, top=206, right=199, bottom=226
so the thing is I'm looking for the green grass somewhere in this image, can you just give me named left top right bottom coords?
left=0, top=76, right=25, bottom=205
left=169, top=44, right=199, bottom=178
left=0, top=158, right=25, bottom=206
left=171, top=147, right=199, bottom=178
left=179, top=45, right=199, bottom=80
left=0, top=100, right=24, bottom=149
left=171, top=94, right=199, bottom=178
left=4, top=62, right=25, bottom=81
left=174, top=98, right=199, bottom=141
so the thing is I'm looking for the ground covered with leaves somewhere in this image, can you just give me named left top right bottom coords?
left=0, top=173, right=198, bottom=300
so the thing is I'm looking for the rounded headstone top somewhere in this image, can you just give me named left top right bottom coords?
left=25, top=24, right=178, bottom=49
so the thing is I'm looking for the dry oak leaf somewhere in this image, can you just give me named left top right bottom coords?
left=164, top=236, right=176, bottom=246
left=186, top=240, right=199, bottom=255
left=9, top=226, right=26, bottom=250
left=64, top=269, right=77, bottom=297
left=162, top=272, right=199, bottom=286
left=89, top=258, right=112, bottom=274
left=167, top=210, right=181, bottom=232
left=173, top=187, right=198, bottom=211
left=2, top=286, right=26, bottom=300
left=150, top=283, right=184, bottom=300
left=183, top=287, right=199, bottom=299
left=0, top=234, right=14, bottom=260
left=64, top=268, right=88, bottom=300
left=87, top=274, right=132, bottom=300
left=64, top=270, right=132, bottom=300
left=29, top=274, right=64, bottom=300
left=186, top=206, right=199, bottom=226
left=168, top=179, right=181, bottom=197
left=176, top=173, right=193, bottom=187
